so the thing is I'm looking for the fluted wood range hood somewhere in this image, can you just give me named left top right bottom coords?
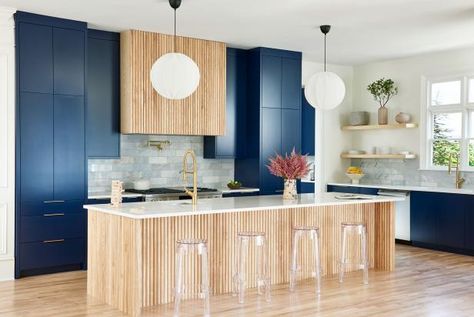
left=120, top=30, right=226, bottom=135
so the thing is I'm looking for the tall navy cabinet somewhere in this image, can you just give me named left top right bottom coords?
left=204, top=48, right=247, bottom=159
left=235, top=48, right=302, bottom=195
left=15, top=12, right=87, bottom=277
left=300, top=90, right=316, bottom=193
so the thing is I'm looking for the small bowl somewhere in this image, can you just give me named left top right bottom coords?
left=227, top=182, right=242, bottom=190
left=346, top=173, right=365, bottom=184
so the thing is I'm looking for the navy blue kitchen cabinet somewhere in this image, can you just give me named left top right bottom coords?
left=466, top=204, right=474, bottom=252
left=15, top=12, right=87, bottom=278
left=235, top=48, right=302, bottom=195
left=204, top=48, right=247, bottom=159
left=87, top=29, right=121, bottom=158
left=301, top=89, right=315, bottom=155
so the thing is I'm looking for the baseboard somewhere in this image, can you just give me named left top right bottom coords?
left=395, top=239, right=412, bottom=245
left=0, top=258, right=15, bottom=281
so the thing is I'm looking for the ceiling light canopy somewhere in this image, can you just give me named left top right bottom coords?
left=304, top=25, right=346, bottom=110
left=150, top=0, right=200, bottom=100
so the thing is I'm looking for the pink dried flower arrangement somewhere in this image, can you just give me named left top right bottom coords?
left=266, top=148, right=310, bottom=180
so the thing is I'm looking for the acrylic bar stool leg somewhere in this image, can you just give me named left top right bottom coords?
left=339, top=223, right=368, bottom=285
left=338, top=226, right=347, bottom=283
left=289, top=230, right=300, bottom=292
left=200, top=243, right=210, bottom=317
left=361, top=226, right=369, bottom=285
left=174, top=244, right=185, bottom=317
left=312, top=230, right=322, bottom=294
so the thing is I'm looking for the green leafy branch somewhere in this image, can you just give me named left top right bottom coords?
left=367, top=78, right=398, bottom=108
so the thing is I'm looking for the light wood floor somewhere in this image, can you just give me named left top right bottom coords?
left=0, top=245, right=473, bottom=317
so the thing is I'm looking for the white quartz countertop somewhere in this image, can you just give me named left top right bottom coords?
left=220, top=187, right=260, bottom=194
left=88, top=192, right=144, bottom=200
left=84, top=192, right=404, bottom=219
left=327, top=182, right=474, bottom=195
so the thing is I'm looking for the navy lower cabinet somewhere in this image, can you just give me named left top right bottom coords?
left=235, top=48, right=302, bottom=195
left=204, top=48, right=247, bottom=159
left=411, top=191, right=473, bottom=255
left=87, top=29, right=121, bottom=158
left=15, top=12, right=87, bottom=278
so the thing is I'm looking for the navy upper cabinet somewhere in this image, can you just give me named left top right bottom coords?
left=87, top=30, right=121, bottom=158
left=235, top=47, right=302, bottom=195
left=18, top=23, right=53, bottom=93
left=301, top=90, right=315, bottom=155
left=204, top=48, right=247, bottom=159
left=19, top=92, right=54, bottom=201
left=15, top=12, right=87, bottom=277
left=262, top=55, right=282, bottom=108
left=53, top=28, right=85, bottom=95
left=282, top=58, right=301, bottom=110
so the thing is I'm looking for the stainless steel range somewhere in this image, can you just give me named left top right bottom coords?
left=126, top=187, right=222, bottom=202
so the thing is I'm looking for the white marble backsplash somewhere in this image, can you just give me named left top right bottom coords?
left=352, top=158, right=474, bottom=190
left=88, top=135, right=234, bottom=194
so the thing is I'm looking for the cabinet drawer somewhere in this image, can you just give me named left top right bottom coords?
left=20, top=213, right=85, bottom=243
left=20, top=238, right=85, bottom=271
left=21, top=199, right=84, bottom=216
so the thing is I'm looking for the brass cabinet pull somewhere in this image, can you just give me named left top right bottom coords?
left=43, top=213, right=65, bottom=217
left=43, top=200, right=65, bottom=204
left=43, top=239, right=65, bottom=244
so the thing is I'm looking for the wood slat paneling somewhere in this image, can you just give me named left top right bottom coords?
left=120, top=30, right=226, bottom=135
left=87, top=202, right=395, bottom=316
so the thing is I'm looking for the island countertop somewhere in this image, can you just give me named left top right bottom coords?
left=84, top=192, right=403, bottom=219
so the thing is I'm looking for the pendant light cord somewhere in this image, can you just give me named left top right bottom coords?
left=173, top=8, right=177, bottom=53
left=324, top=33, right=327, bottom=72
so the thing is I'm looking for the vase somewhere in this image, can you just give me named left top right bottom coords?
left=378, top=106, right=388, bottom=125
left=395, top=112, right=411, bottom=124
left=283, top=179, right=298, bottom=200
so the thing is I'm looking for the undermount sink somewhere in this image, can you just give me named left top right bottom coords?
left=334, top=194, right=374, bottom=200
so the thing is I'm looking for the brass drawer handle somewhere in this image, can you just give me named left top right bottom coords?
left=43, top=200, right=65, bottom=204
left=43, top=213, right=65, bottom=217
left=43, top=239, right=65, bottom=244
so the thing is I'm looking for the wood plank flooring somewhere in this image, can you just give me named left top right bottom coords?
left=0, top=245, right=473, bottom=317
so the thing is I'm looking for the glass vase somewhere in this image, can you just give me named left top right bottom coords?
left=283, top=179, right=298, bottom=200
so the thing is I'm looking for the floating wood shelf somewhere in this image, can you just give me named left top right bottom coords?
left=341, top=153, right=417, bottom=159
left=342, top=123, right=418, bottom=131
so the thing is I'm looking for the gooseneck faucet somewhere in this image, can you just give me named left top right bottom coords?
left=448, top=154, right=465, bottom=189
left=182, top=149, right=198, bottom=205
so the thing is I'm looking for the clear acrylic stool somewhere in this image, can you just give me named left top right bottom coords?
left=339, top=222, right=368, bottom=285
left=232, top=231, right=271, bottom=304
left=174, top=239, right=210, bottom=317
left=289, top=226, right=322, bottom=294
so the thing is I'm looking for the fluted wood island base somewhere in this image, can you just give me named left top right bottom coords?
left=85, top=194, right=397, bottom=316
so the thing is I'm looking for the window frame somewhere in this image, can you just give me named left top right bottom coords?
left=420, top=74, right=474, bottom=172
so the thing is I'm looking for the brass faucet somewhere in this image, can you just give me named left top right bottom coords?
left=182, top=149, right=198, bottom=205
left=448, top=154, right=465, bottom=189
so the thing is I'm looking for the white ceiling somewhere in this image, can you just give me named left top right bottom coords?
left=1, top=0, right=474, bottom=65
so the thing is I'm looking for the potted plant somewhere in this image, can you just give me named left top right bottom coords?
left=367, top=78, right=398, bottom=125
left=267, top=149, right=310, bottom=200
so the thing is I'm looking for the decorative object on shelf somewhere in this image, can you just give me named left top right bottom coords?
left=346, top=166, right=365, bottom=184
left=304, top=25, right=345, bottom=110
left=227, top=180, right=242, bottom=190
left=133, top=179, right=151, bottom=191
left=349, top=111, right=369, bottom=126
left=395, top=112, right=411, bottom=124
left=367, top=78, right=398, bottom=125
left=267, top=149, right=310, bottom=200
left=147, top=140, right=171, bottom=151
left=342, top=123, right=417, bottom=130
left=110, top=180, right=124, bottom=207
left=374, top=146, right=391, bottom=155
left=150, top=0, right=200, bottom=100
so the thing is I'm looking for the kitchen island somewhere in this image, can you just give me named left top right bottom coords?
left=85, top=193, right=402, bottom=316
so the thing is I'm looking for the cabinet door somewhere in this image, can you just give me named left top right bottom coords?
left=301, top=90, right=315, bottom=155
left=262, top=55, right=281, bottom=108
left=261, top=107, right=282, bottom=194
left=53, top=28, right=85, bottom=95
left=466, top=197, right=474, bottom=251
left=54, top=95, right=85, bottom=200
left=87, top=36, right=120, bottom=158
left=18, top=23, right=53, bottom=93
left=282, top=108, right=301, bottom=154
left=410, top=191, right=437, bottom=245
left=436, top=193, right=465, bottom=249
left=19, top=92, right=54, bottom=202
left=281, top=58, right=301, bottom=110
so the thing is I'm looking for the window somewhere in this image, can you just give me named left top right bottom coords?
left=422, top=75, right=474, bottom=170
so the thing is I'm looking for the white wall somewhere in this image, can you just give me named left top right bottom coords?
left=302, top=59, right=354, bottom=191
left=352, top=47, right=474, bottom=157
left=0, top=7, right=16, bottom=281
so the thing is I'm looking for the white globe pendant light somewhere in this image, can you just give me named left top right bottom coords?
left=304, top=25, right=345, bottom=110
left=150, top=0, right=200, bottom=100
